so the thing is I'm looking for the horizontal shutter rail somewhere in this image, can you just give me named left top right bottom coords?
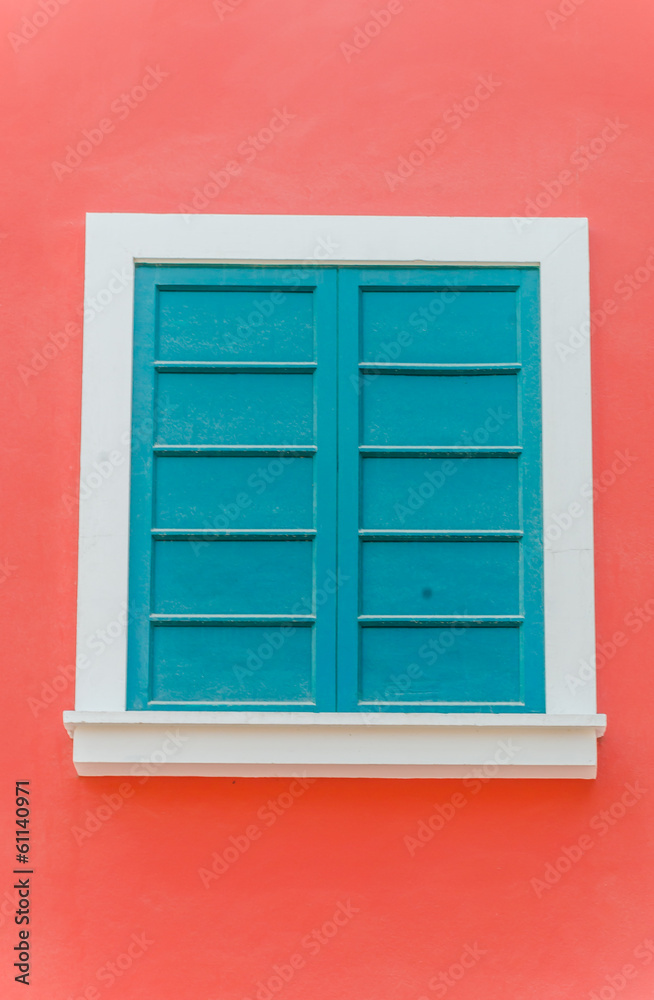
left=127, top=264, right=338, bottom=712
left=357, top=615, right=525, bottom=627
left=358, top=446, right=522, bottom=457
left=154, top=361, right=317, bottom=374
left=357, top=363, right=521, bottom=375
left=150, top=614, right=316, bottom=626
left=358, top=530, right=523, bottom=541
left=151, top=529, right=317, bottom=540
left=359, top=700, right=525, bottom=707
left=153, top=445, right=317, bottom=457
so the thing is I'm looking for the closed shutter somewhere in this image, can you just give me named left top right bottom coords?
left=336, top=267, right=544, bottom=712
left=127, top=266, right=338, bottom=710
left=127, top=264, right=544, bottom=713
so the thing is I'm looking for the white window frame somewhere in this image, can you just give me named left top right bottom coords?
left=63, top=213, right=605, bottom=777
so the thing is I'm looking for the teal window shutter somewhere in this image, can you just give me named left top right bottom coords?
left=127, top=266, right=338, bottom=710
left=336, top=267, right=544, bottom=712
left=127, top=265, right=544, bottom=713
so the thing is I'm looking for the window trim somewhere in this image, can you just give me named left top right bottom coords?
left=64, top=213, right=605, bottom=777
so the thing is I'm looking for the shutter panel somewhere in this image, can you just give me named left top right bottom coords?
left=127, top=266, right=337, bottom=710
left=127, top=263, right=545, bottom=714
left=336, top=267, right=545, bottom=712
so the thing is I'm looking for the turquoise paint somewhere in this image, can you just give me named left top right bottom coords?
left=362, top=373, right=519, bottom=446
left=360, top=626, right=522, bottom=706
left=154, top=455, right=315, bottom=529
left=157, top=286, right=315, bottom=363
left=127, top=265, right=338, bottom=711
left=127, top=264, right=544, bottom=712
left=156, top=371, right=315, bottom=446
left=336, top=267, right=544, bottom=713
left=362, top=456, right=520, bottom=530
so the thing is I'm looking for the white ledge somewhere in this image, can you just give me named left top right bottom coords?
left=63, top=711, right=606, bottom=779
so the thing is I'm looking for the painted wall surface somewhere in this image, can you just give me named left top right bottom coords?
left=1, top=0, right=653, bottom=996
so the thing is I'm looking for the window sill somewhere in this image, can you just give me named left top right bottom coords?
left=63, top=711, right=607, bottom=778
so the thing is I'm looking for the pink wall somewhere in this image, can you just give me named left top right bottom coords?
left=2, top=0, right=654, bottom=996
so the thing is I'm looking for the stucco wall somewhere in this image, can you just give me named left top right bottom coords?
left=2, top=0, right=653, bottom=996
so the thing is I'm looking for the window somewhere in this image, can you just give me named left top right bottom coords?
left=128, top=263, right=544, bottom=714
left=64, top=214, right=605, bottom=776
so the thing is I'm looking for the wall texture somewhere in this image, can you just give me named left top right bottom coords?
left=2, top=0, right=653, bottom=996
